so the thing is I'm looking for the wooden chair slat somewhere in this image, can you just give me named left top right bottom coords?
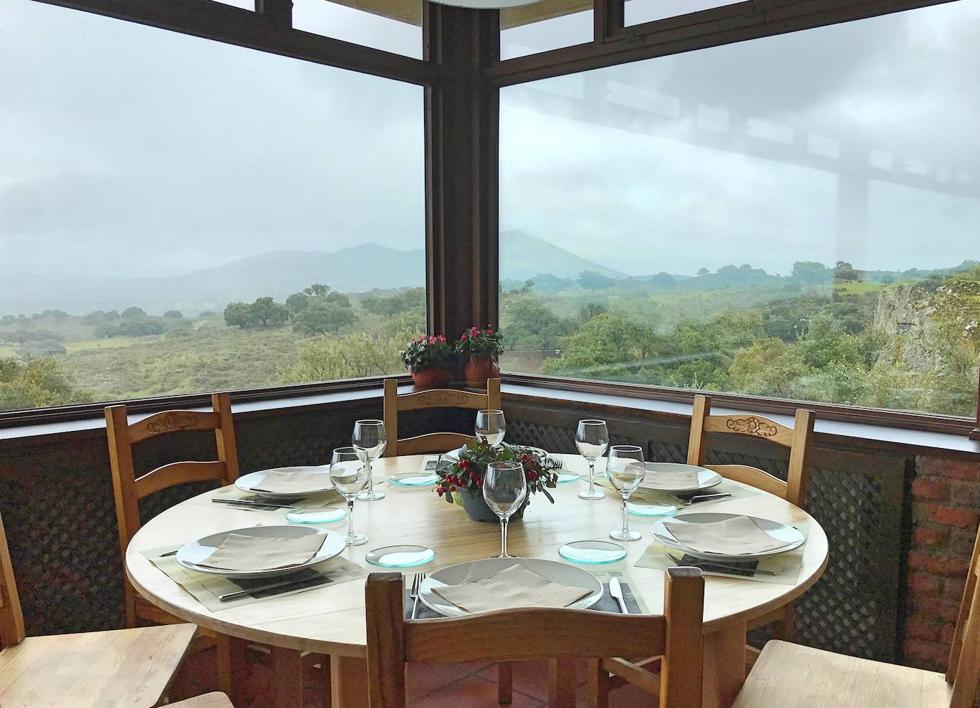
left=405, top=610, right=668, bottom=664
left=129, top=410, right=221, bottom=443
left=135, top=461, right=229, bottom=499
left=396, top=388, right=497, bottom=412
left=704, top=464, right=787, bottom=499
left=702, top=414, right=796, bottom=447
left=394, top=433, right=475, bottom=456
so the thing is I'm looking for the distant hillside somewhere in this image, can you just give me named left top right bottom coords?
left=0, top=231, right=623, bottom=315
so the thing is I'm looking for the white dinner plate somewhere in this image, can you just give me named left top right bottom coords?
left=640, top=463, right=723, bottom=493
left=418, top=557, right=603, bottom=617
left=651, top=512, right=805, bottom=561
left=175, top=525, right=346, bottom=579
left=235, top=466, right=334, bottom=499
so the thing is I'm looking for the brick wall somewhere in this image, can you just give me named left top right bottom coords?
left=902, top=455, right=980, bottom=670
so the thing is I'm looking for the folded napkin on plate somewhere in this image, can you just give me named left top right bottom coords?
left=432, top=564, right=591, bottom=614
left=642, top=467, right=699, bottom=490
left=663, top=516, right=792, bottom=555
left=198, top=532, right=326, bottom=571
left=251, top=470, right=328, bottom=494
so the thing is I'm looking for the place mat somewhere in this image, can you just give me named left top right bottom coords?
left=635, top=538, right=805, bottom=585
left=432, top=564, right=592, bottom=614
left=406, top=575, right=648, bottom=619
left=197, top=531, right=326, bottom=571
left=604, top=478, right=758, bottom=510
left=140, top=544, right=366, bottom=612
left=213, top=487, right=343, bottom=511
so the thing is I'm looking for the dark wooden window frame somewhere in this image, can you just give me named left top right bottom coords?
left=7, top=0, right=977, bottom=440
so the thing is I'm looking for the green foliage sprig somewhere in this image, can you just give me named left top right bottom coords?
left=455, top=326, right=504, bottom=356
left=400, top=335, right=452, bottom=373
left=436, top=441, right=560, bottom=505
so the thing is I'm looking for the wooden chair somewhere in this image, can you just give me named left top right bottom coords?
left=382, top=377, right=501, bottom=456
left=105, top=393, right=240, bottom=693
left=734, top=522, right=980, bottom=708
left=0, top=511, right=198, bottom=707
left=688, top=394, right=814, bottom=641
left=603, top=394, right=815, bottom=701
left=364, top=567, right=706, bottom=708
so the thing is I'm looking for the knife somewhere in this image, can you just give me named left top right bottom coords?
left=212, top=498, right=291, bottom=509
left=609, top=577, right=629, bottom=614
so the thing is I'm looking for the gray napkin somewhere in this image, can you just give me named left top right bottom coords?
left=432, top=564, right=591, bottom=613
left=198, top=532, right=326, bottom=571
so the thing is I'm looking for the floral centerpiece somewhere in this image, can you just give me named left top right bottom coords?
left=401, top=334, right=453, bottom=388
left=435, top=441, right=561, bottom=522
left=456, top=326, right=504, bottom=386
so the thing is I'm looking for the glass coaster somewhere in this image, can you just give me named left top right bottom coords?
left=389, top=474, right=439, bottom=487
left=365, top=545, right=435, bottom=568
left=555, top=472, right=580, bottom=484
left=285, top=508, right=347, bottom=524
left=628, top=502, right=677, bottom=517
left=558, top=540, right=627, bottom=565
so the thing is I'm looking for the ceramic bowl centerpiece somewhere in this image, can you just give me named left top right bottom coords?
left=401, top=334, right=453, bottom=389
left=435, top=441, right=561, bottom=522
left=455, top=326, right=503, bottom=387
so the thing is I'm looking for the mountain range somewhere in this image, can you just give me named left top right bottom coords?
left=0, top=231, right=622, bottom=315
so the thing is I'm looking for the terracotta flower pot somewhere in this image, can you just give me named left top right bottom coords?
left=459, top=488, right=526, bottom=523
left=411, top=367, right=451, bottom=389
left=463, top=355, right=500, bottom=387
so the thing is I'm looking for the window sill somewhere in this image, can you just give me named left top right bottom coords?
left=1, top=376, right=978, bottom=457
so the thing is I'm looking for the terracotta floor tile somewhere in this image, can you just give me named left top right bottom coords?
left=476, top=658, right=596, bottom=701
left=408, top=662, right=493, bottom=700
left=413, top=674, right=544, bottom=708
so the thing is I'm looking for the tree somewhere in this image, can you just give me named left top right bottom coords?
left=164, top=310, right=183, bottom=319
left=790, top=261, right=831, bottom=285
left=0, top=357, right=92, bottom=409
left=499, top=294, right=574, bottom=351
left=122, top=306, right=147, bottom=319
left=578, top=271, right=615, bottom=291
left=248, top=297, right=290, bottom=328
left=543, top=312, right=656, bottom=380
left=285, top=292, right=310, bottom=316
left=224, top=302, right=252, bottom=329
left=303, top=284, right=330, bottom=298
left=279, top=332, right=404, bottom=382
left=697, top=268, right=710, bottom=278
left=833, top=261, right=861, bottom=283
left=293, top=300, right=356, bottom=335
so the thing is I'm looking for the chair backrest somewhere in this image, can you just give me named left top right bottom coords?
left=946, top=522, right=980, bottom=708
left=366, top=567, right=705, bottom=708
left=0, top=512, right=25, bottom=648
left=382, top=378, right=501, bottom=457
left=105, top=392, right=240, bottom=625
left=687, top=394, right=814, bottom=507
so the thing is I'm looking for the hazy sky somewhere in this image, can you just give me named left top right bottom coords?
left=2, top=0, right=979, bottom=281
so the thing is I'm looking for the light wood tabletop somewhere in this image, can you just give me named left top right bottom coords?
left=126, top=453, right=828, bottom=707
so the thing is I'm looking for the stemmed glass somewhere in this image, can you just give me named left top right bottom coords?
left=352, top=419, right=387, bottom=501
left=576, top=419, right=609, bottom=500
left=606, top=445, right=646, bottom=541
left=329, top=447, right=371, bottom=546
left=475, top=409, right=506, bottom=447
left=483, top=461, right=527, bottom=558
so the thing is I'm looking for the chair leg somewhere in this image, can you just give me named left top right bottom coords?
left=271, top=646, right=305, bottom=708
left=498, top=662, right=513, bottom=704
left=585, top=659, right=610, bottom=708
left=548, top=657, right=576, bottom=708
left=216, top=634, right=234, bottom=696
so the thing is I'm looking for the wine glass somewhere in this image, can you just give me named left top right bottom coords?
left=475, top=409, right=506, bottom=447
left=576, top=419, right=609, bottom=500
left=353, top=419, right=387, bottom=501
left=606, top=445, right=646, bottom=541
left=329, top=447, right=371, bottom=546
left=483, top=461, right=527, bottom=558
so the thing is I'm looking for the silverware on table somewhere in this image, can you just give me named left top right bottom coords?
left=665, top=552, right=777, bottom=577
left=212, top=498, right=292, bottom=510
left=218, top=575, right=327, bottom=602
left=608, top=576, right=629, bottom=614
left=410, top=572, right=425, bottom=619
left=671, top=492, right=732, bottom=506
left=159, top=549, right=179, bottom=558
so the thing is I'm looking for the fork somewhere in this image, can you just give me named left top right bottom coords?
left=671, top=492, right=732, bottom=506
left=410, top=572, right=425, bottom=619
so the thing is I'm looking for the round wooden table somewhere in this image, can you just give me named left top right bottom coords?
left=127, top=454, right=828, bottom=708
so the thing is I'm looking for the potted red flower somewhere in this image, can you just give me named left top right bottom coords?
left=400, top=335, right=452, bottom=389
left=435, top=441, right=561, bottom=522
left=456, top=326, right=503, bottom=386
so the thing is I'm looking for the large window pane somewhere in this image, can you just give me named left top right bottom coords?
left=0, top=1, right=425, bottom=412
left=500, top=1, right=980, bottom=417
